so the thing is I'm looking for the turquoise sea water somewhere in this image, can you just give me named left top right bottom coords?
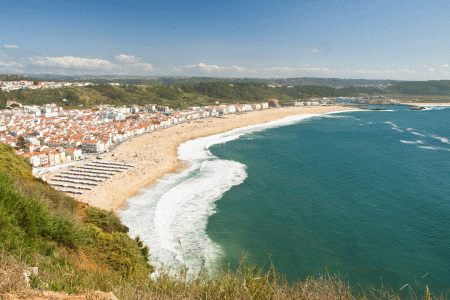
left=121, top=105, right=450, bottom=293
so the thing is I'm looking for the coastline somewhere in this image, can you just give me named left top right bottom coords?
left=399, top=102, right=450, bottom=106
left=72, top=106, right=358, bottom=211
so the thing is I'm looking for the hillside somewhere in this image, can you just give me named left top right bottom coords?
left=26, top=74, right=396, bottom=88
left=10, top=75, right=450, bottom=109
left=0, top=143, right=151, bottom=297
left=0, top=82, right=383, bottom=109
left=386, top=80, right=450, bottom=97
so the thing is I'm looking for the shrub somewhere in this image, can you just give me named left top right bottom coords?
left=0, top=170, right=80, bottom=251
left=84, top=207, right=129, bottom=233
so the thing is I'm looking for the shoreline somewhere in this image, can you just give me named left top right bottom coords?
left=70, top=106, right=358, bottom=211
left=399, top=102, right=450, bottom=106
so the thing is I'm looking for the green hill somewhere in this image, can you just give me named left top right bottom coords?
left=27, top=74, right=396, bottom=88
left=386, top=80, right=450, bottom=96
left=0, top=82, right=383, bottom=110
left=0, top=142, right=151, bottom=295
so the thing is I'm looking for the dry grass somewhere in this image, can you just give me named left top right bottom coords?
left=2, top=250, right=449, bottom=300
left=0, top=251, right=28, bottom=294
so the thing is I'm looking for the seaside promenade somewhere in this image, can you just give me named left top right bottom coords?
left=70, top=105, right=358, bottom=211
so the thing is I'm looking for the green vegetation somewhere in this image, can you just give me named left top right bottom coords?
left=28, top=75, right=396, bottom=88
left=0, top=143, right=34, bottom=180
left=5, top=76, right=450, bottom=108
left=0, top=74, right=32, bottom=81
left=17, top=136, right=26, bottom=151
left=0, top=91, right=7, bottom=109
left=0, top=142, right=447, bottom=299
left=0, top=82, right=384, bottom=110
left=0, top=142, right=151, bottom=294
left=386, top=80, right=450, bottom=96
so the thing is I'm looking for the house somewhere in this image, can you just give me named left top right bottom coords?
left=285, top=101, right=304, bottom=107
left=66, top=148, right=83, bottom=160
left=82, top=140, right=105, bottom=153
left=23, top=153, right=41, bottom=167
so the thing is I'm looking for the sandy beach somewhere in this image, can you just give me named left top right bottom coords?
left=68, top=106, right=357, bottom=211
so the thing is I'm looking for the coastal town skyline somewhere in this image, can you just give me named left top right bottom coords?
left=2, top=0, right=450, bottom=80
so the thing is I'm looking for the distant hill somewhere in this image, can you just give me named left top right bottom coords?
left=8, top=74, right=450, bottom=104
left=23, top=74, right=396, bottom=88
left=386, top=80, right=450, bottom=96
left=0, top=74, right=32, bottom=81
left=0, top=82, right=384, bottom=109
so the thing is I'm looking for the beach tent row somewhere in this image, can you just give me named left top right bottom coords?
left=61, top=170, right=111, bottom=178
left=51, top=177, right=99, bottom=186
left=93, top=160, right=135, bottom=168
left=85, top=163, right=130, bottom=171
left=50, top=160, right=134, bottom=194
left=70, top=167, right=117, bottom=175
left=51, top=182, right=93, bottom=190
left=77, top=165, right=125, bottom=172
left=54, top=188, right=84, bottom=195
left=53, top=174, right=105, bottom=182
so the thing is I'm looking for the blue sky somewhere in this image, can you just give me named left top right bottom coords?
left=1, top=0, right=450, bottom=80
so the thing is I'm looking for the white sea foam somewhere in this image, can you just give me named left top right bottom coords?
left=410, top=131, right=426, bottom=137
left=120, top=159, right=247, bottom=275
left=423, top=105, right=450, bottom=111
left=384, top=121, right=403, bottom=132
left=400, top=140, right=424, bottom=144
left=431, top=135, right=450, bottom=145
left=418, top=146, right=450, bottom=151
left=320, top=114, right=351, bottom=119
left=120, top=109, right=358, bottom=276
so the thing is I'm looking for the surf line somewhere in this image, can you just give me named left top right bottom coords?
left=120, top=109, right=361, bottom=275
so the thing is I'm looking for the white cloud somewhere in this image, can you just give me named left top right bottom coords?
left=28, top=56, right=119, bottom=70
left=170, top=62, right=435, bottom=79
left=115, top=54, right=141, bottom=64
left=312, top=47, right=324, bottom=53
left=0, top=51, right=24, bottom=71
left=182, top=63, right=233, bottom=73
left=0, top=61, right=24, bottom=68
left=3, top=44, right=19, bottom=49
left=197, top=63, right=229, bottom=72
left=233, top=65, right=246, bottom=73
left=443, top=64, right=449, bottom=68
left=0, top=51, right=10, bottom=59
left=428, top=68, right=435, bottom=72
left=132, top=62, right=154, bottom=72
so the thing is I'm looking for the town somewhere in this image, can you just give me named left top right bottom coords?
left=1, top=99, right=290, bottom=170
left=1, top=81, right=398, bottom=173
left=0, top=79, right=94, bottom=92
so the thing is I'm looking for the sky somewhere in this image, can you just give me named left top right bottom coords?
left=1, top=0, right=450, bottom=80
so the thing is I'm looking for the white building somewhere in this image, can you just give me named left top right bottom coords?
left=82, top=140, right=105, bottom=153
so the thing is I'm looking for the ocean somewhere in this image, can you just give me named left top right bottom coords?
left=120, top=105, right=450, bottom=293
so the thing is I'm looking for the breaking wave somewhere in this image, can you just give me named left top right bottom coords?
left=400, top=140, right=424, bottom=144
left=120, top=110, right=357, bottom=276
